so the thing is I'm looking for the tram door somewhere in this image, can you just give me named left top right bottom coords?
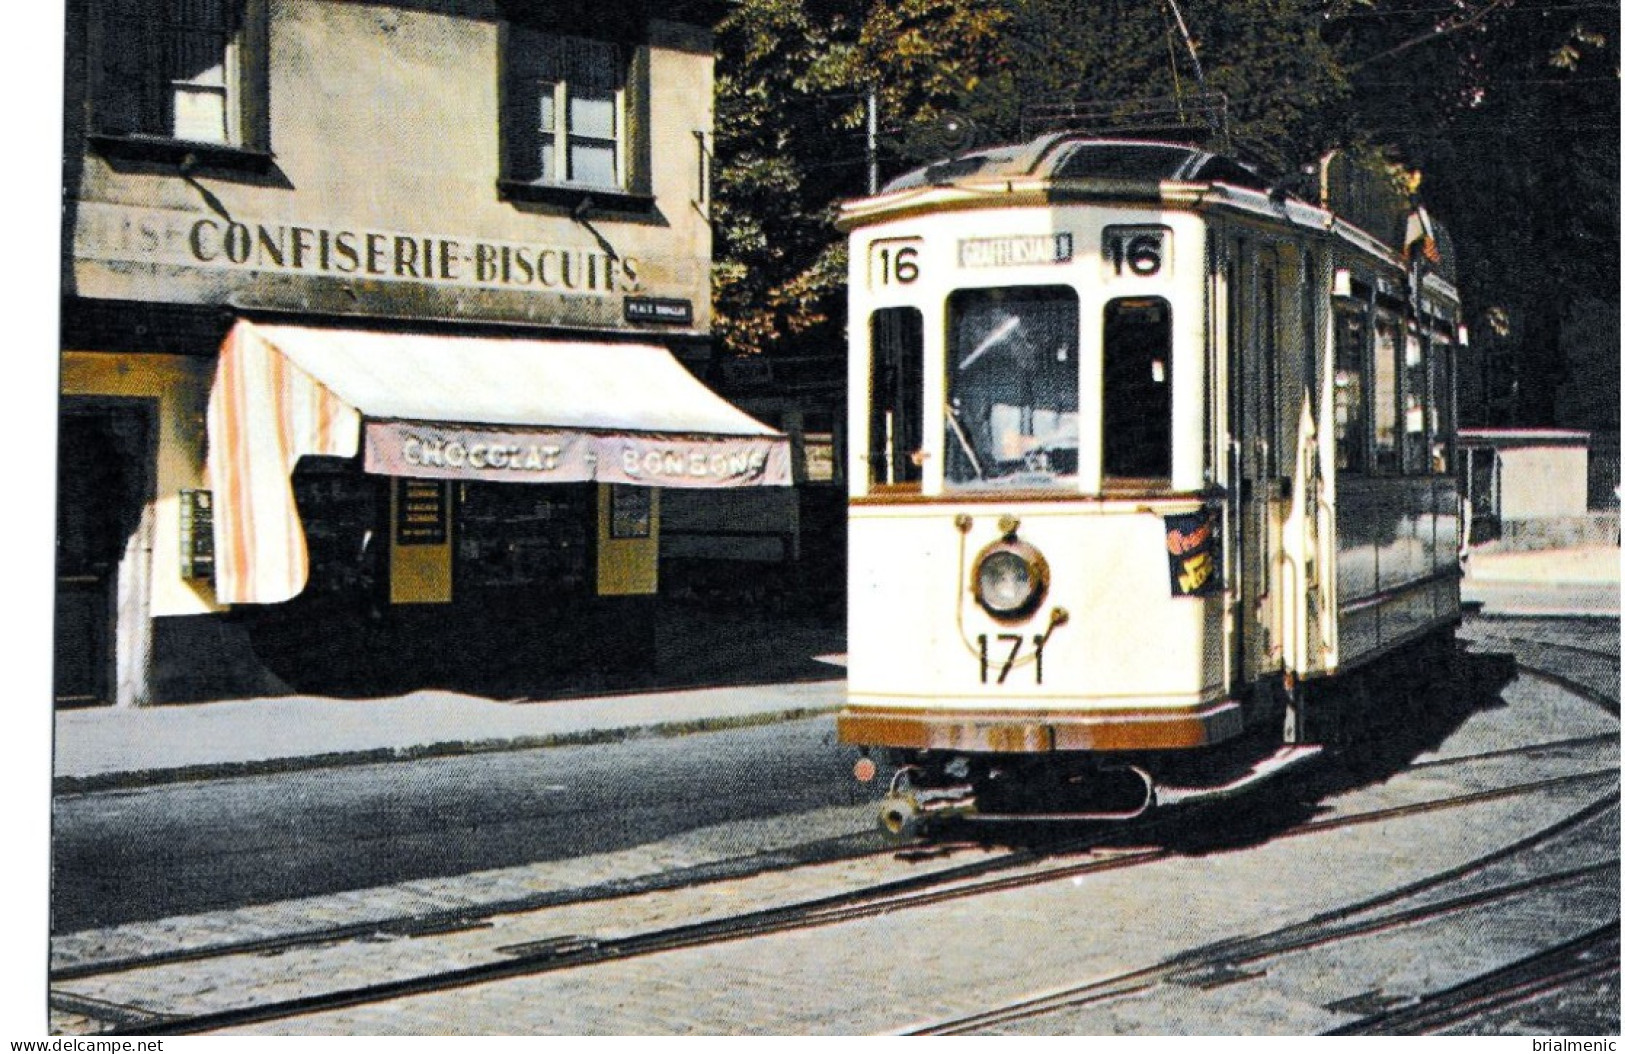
left=1230, top=242, right=1284, bottom=684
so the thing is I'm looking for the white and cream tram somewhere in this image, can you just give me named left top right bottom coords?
left=835, top=137, right=1465, bottom=831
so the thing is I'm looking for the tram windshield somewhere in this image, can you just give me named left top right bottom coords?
left=945, top=286, right=1079, bottom=490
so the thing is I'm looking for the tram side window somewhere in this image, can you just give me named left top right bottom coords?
left=1372, top=318, right=1400, bottom=472
left=1333, top=306, right=1368, bottom=473
left=1102, top=297, right=1173, bottom=480
left=1401, top=328, right=1429, bottom=474
left=1429, top=333, right=1455, bottom=473
left=869, top=307, right=925, bottom=487
left=945, top=286, right=1080, bottom=490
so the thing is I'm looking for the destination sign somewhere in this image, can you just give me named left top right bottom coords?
left=958, top=233, right=1074, bottom=268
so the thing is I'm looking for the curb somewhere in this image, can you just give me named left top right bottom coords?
left=52, top=705, right=841, bottom=795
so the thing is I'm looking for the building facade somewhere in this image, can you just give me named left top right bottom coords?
left=57, top=0, right=789, bottom=706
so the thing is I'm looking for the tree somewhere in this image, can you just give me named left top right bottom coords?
left=711, top=0, right=1361, bottom=365
left=711, top=0, right=862, bottom=361
left=711, top=0, right=1618, bottom=435
left=711, top=0, right=1011, bottom=361
left=1327, top=0, right=1619, bottom=427
left=1003, top=0, right=1354, bottom=171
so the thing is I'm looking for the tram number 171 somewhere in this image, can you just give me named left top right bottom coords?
left=978, top=632, right=1050, bottom=685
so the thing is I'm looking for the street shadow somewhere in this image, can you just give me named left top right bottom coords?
left=235, top=588, right=845, bottom=701
left=938, top=647, right=1521, bottom=857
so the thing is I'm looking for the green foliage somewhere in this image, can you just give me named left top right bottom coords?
left=1330, top=0, right=1619, bottom=425
left=711, top=0, right=1619, bottom=429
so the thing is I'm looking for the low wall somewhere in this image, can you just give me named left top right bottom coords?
left=1479, top=512, right=1621, bottom=553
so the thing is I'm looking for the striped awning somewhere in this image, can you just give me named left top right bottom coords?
left=205, top=320, right=790, bottom=604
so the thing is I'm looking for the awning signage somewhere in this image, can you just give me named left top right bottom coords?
left=364, top=422, right=787, bottom=487
left=205, top=321, right=790, bottom=605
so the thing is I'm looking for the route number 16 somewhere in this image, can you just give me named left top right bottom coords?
left=870, top=239, right=921, bottom=288
left=1102, top=226, right=1167, bottom=278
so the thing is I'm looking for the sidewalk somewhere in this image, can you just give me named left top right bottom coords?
left=1461, top=543, right=1621, bottom=618
left=53, top=599, right=848, bottom=792
left=52, top=678, right=846, bottom=791
left=51, top=547, right=1617, bottom=793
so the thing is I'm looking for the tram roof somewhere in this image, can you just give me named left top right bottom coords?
left=879, top=136, right=1274, bottom=195
left=846, top=135, right=1460, bottom=291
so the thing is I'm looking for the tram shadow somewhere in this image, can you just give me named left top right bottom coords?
left=950, top=646, right=1522, bottom=857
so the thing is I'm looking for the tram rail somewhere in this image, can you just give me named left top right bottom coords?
left=73, top=761, right=1616, bottom=1036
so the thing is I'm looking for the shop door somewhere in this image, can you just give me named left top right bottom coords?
left=54, top=405, right=152, bottom=707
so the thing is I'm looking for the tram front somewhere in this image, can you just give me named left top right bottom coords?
left=836, top=143, right=1259, bottom=826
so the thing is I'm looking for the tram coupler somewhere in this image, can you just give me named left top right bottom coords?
left=877, top=785, right=977, bottom=839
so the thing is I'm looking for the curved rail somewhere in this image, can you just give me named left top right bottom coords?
left=90, top=765, right=1617, bottom=1037
left=909, top=794, right=1619, bottom=1035
left=63, top=624, right=1619, bottom=1036
left=1325, top=922, right=1620, bottom=1036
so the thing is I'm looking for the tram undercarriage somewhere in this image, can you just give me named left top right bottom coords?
left=859, top=627, right=1461, bottom=837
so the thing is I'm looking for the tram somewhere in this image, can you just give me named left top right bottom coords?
left=835, top=136, right=1466, bottom=832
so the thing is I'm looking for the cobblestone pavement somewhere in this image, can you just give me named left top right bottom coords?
left=231, top=781, right=1616, bottom=1035
left=50, top=667, right=1619, bottom=1036
left=51, top=801, right=881, bottom=975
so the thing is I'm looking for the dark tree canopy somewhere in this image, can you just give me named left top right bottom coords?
left=712, top=0, right=1620, bottom=432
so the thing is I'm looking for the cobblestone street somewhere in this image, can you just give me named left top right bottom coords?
left=50, top=656, right=1620, bottom=1035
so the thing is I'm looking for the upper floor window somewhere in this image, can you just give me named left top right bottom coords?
left=502, top=28, right=652, bottom=210
left=92, top=0, right=266, bottom=155
left=519, top=33, right=623, bottom=187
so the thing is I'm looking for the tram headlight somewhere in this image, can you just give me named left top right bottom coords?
left=972, top=540, right=1049, bottom=621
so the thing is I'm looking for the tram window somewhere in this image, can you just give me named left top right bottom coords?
left=869, top=307, right=925, bottom=487
left=1402, top=328, right=1429, bottom=474
left=1372, top=318, right=1400, bottom=472
left=1302, top=252, right=1319, bottom=397
left=1102, top=297, right=1173, bottom=480
left=944, top=286, right=1079, bottom=490
left=1430, top=335, right=1454, bottom=473
left=1333, top=306, right=1368, bottom=473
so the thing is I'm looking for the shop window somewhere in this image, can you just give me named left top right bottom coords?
left=457, top=483, right=591, bottom=590
left=1102, top=297, right=1172, bottom=480
left=945, top=287, right=1080, bottom=490
left=869, top=307, right=925, bottom=488
left=90, top=0, right=268, bottom=164
left=1333, top=305, right=1368, bottom=474
left=500, top=28, right=651, bottom=210
left=290, top=459, right=387, bottom=597
left=1372, top=316, right=1400, bottom=472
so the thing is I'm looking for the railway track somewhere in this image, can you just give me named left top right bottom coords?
left=52, top=714, right=1613, bottom=984
left=910, top=799, right=1619, bottom=1035
left=903, top=628, right=1621, bottom=1036
left=72, top=759, right=1615, bottom=1036
left=56, top=618, right=1617, bottom=1035
left=1482, top=636, right=1619, bottom=716
left=1326, top=922, right=1621, bottom=1036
